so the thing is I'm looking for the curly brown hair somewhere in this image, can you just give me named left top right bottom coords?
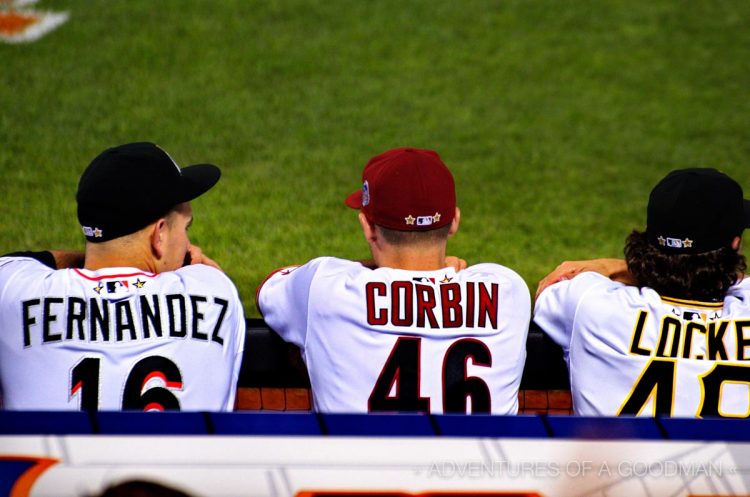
left=625, top=230, right=746, bottom=301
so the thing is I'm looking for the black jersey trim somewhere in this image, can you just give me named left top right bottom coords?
left=660, top=296, right=724, bottom=310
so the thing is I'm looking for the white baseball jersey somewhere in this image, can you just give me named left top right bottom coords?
left=534, top=272, right=750, bottom=417
left=257, top=257, right=530, bottom=414
left=0, top=255, right=246, bottom=411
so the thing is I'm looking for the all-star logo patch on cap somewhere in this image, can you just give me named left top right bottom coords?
left=647, top=168, right=750, bottom=254
left=76, top=142, right=220, bottom=243
left=345, top=147, right=456, bottom=231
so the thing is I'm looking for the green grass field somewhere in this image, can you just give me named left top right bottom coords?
left=2, top=0, right=749, bottom=317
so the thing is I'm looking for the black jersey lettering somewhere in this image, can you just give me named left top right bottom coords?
left=735, top=320, right=750, bottom=360
left=166, top=294, right=187, bottom=338
left=115, top=301, right=137, bottom=341
left=629, top=310, right=651, bottom=356
left=66, top=297, right=86, bottom=341
left=190, top=295, right=209, bottom=341
left=140, top=295, right=163, bottom=338
left=89, top=297, right=110, bottom=342
left=21, top=299, right=40, bottom=347
left=627, top=313, right=741, bottom=360
left=656, top=316, right=681, bottom=358
left=211, top=297, right=229, bottom=345
left=707, top=321, right=729, bottom=360
left=42, top=297, right=64, bottom=343
left=19, top=294, right=229, bottom=347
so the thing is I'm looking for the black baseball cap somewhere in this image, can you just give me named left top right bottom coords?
left=76, top=142, right=220, bottom=243
left=647, top=168, right=750, bottom=254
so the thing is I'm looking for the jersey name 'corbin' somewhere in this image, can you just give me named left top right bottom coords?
left=20, top=294, right=230, bottom=347
left=365, top=281, right=499, bottom=329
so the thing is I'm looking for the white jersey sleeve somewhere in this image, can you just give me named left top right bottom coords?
left=0, top=255, right=246, bottom=411
left=257, top=258, right=328, bottom=348
left=258, top=258, right=530, bottom=414
left=534, top=272, right=612, bottom=355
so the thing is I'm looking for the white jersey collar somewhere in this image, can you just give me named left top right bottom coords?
left=73, top=267, right=156, bottom=281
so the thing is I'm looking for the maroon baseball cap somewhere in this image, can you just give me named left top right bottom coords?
left=345, top=147, right=456, bottom=231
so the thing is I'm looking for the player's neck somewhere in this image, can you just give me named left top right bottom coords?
left=373, top=246, right=448, bottom=271
left=84, top=241, right=158, bottom=273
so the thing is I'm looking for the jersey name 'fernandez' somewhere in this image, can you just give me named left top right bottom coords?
left=21, top=292, right=230, bottom=347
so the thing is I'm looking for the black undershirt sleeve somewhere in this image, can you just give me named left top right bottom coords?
left=2, top=251, right=57, bottom=270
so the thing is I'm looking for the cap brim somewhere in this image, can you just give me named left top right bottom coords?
left=177, top=164, right=221, bottom=203
left=345, top=189, right=363, bottom=209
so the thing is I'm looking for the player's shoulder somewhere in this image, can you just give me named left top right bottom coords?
left=307, top=256, right=366, bottom=276
left=261, top=257, right=364, bottom=288
left=172, top=264, right=240, bottom=294
left=0, top=255, right=60, bottom=303
left=574, top=271, right=616, bottom=287
left=567, top=272, right=648, bottom=309
left=540, top=271, right=624, bottom=306
left=0, top=253, right=56, bottom=276
left=174, top=263, right=227, bottom=277
left=464, top=262, right=528, bottom=287
left=725, top=276, right=750, bottom=305
left=729, top=275, right=750, bottom=293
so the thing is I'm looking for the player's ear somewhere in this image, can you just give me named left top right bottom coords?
left=359, top=211, right=377, bottom=244
left=732, top=235, right=742, bottom=251
left=448, top=207, right=460, bottom=237
left=150, top=218, right=168, bottom=259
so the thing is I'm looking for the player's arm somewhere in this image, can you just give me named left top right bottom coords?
left=183, top=245, right=222, bottom=271
left=49, top=250, right=85, bottom=269
left=535, top=258, right=634, bottom=299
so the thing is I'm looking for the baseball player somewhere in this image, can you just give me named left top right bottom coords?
left=535, top=168, right=750, bottom=417
left=0, top=143, right=245, bottom=411
left=257, top=148, right=530, bottom=414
